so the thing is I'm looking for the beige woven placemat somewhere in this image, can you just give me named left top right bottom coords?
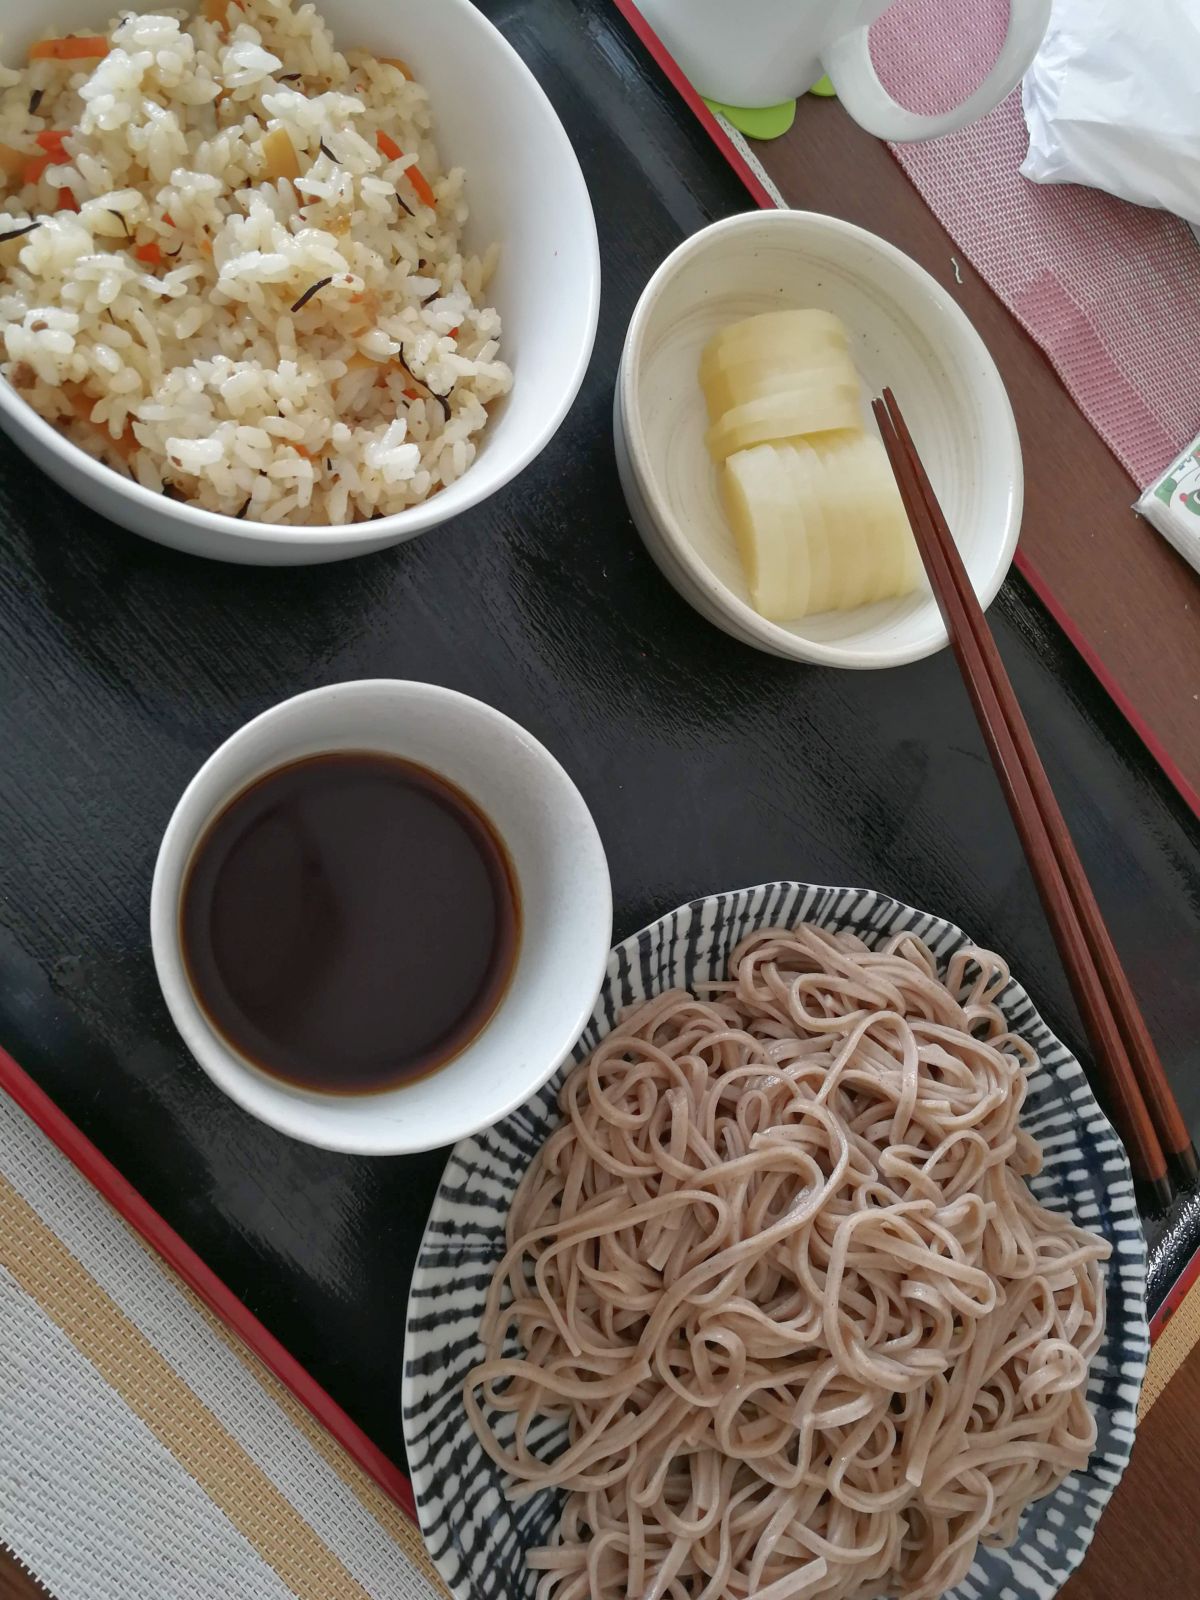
left=1140, top=1253, right=1200, bottom=1418
left=0, top=1088, right=450, bottom=1600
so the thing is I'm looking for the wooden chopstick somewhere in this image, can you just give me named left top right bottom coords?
left=880, top=390, right=1196, bottom=1190
left=874, top=388, right=1194, bottom=1210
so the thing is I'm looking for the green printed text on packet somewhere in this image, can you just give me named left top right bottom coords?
left=1137, top=433, right=1200, bottom=576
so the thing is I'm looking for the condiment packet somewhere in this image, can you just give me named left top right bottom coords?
left=1135, top=433, right=1200, bottom=576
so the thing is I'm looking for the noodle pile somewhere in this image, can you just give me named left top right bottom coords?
left=465, top=925, right=1111, bottom=1600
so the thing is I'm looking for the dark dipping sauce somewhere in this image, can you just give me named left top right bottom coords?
left=180, top=752, right=520, bottom=1095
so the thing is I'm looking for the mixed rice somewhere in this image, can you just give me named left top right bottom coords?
left=0, top=0, right=512, bottom=525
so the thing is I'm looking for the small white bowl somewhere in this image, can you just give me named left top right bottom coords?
left=150, top=681, right=612, bottom=1154
left=615, top=210, right=1022, bottom=668
left=0, top=0, right=600, bottom=565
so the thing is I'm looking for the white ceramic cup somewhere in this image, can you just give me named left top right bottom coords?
left=637, top=0, right=1051, bottom=138
left=150, top=681, right=613, bottom=1154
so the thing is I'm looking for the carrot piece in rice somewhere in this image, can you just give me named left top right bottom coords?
left=35, top=130, right=69, bottom=159
left=407, top=165, right=436, bottom=208
left=28, top=36, right=110, bottom=62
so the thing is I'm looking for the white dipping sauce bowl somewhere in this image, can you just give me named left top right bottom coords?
left=150, top=681, right=613, bottom=1154
left=615, top=210, right=1022, bottom=668
left=0, top=0, right=600, bottom=565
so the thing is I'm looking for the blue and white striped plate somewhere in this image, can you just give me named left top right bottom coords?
left=402, top=883, right=1149, bottom=1600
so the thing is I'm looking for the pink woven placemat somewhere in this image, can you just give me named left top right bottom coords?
left=870, top=0, right=1200, bottom=487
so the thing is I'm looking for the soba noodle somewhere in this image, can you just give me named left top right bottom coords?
left=465, top=925, right=1110, bottom=1600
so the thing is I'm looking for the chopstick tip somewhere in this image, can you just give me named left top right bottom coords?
left=1168, top=1142, right=1199, bottom=1192
left=1137, top=1172, right=1175, bottom=1215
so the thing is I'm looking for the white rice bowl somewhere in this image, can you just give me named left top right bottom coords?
left=0, top=0, right=513, bottom=525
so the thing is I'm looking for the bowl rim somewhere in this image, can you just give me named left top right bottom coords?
left=0, top=0, right=601, bottom=549
left=617, top=208, right=1022, bottom=668
left=402, top=878, right=1148, bottom=1600
left=149, top=679, right=614, bottom=1153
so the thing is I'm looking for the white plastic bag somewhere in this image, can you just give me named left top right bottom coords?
left=1022, top=0, right=1200, bottom=229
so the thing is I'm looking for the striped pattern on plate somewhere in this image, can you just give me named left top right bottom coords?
left=402, top=883, right=1149, bottom=1600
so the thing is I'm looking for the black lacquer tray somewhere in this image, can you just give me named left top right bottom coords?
left=1, top=0, right=1197, bottom=1477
